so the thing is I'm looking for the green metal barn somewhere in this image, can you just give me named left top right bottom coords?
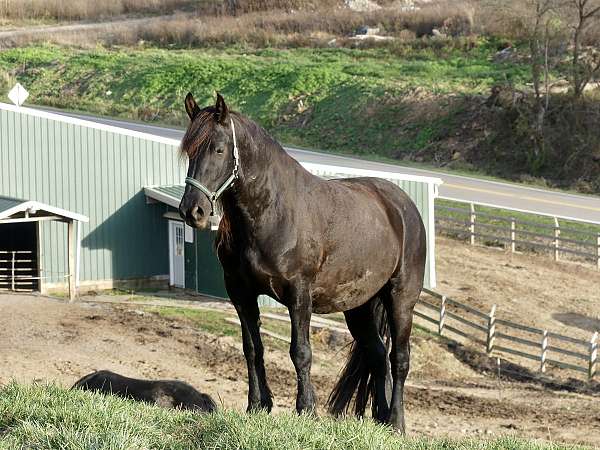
left=0, top=102, right=441, bottom=304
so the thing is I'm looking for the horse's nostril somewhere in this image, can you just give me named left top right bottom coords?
left=189, top=205, right=204, bottom=221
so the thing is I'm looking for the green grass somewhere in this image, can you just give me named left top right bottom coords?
left=0, top=41, right=530, bottom=160
left=151, top=305, right=240, bottom=337
left=0, top=382, right=580, bottom=449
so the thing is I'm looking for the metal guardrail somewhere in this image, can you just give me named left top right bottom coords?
left=417, top=289, right=599, bottom=380
left=435, top=198, right=600, bottom=269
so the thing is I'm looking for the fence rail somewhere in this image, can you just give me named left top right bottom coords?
left=435, top=198, right=600, bottom=269
left=416, top=288, right=598, bottom=380
left=0, top=250, right=37, bottom=292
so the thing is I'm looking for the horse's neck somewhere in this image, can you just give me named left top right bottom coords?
left=222, top=128, right=313, bottom=242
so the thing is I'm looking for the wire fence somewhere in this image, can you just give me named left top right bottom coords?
left=435, top=198, right=600, bottom=269
left=415, top=289, right=598, bottom=381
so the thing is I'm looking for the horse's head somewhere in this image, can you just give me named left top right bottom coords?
left=179, top=93, right=239, bottom=229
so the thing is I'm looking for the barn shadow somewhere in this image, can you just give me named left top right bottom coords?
left=552, top=312, right=600, bottom=334
left=81, top=192, right=170, bottom=287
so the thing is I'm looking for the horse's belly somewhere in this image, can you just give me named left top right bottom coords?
left=311, top=268, right=393, bottom=314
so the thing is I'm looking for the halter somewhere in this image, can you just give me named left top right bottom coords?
left=185, top=118, right=239, bottom=230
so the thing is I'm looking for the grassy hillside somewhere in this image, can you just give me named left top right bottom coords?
left=1, top=42, right=599, bottom=192
left=0, top=382, right=579, bottom=449
left=0, top=42, right=528, bottom=155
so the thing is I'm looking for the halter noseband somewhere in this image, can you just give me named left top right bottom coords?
left=185, top=118, right=239, bottom=230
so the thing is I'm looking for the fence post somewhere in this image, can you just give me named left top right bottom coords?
left=438, top=295, right=446, bottom=335
left=10, top=251, right=15, bottom=291
left=469, top=203, right=476, bottom=246
left=596, top=234, right=600, bottom=271
left=486, top=305, right=497, bottom=355
left=510, top=219, right=516, bottom=253
left=590, top=332, right=598, bottom=380
left=540, top=330, right=548, bottom=373
left=553, top=218, right=560, bottom=261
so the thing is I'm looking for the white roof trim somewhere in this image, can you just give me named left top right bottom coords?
left=0, top=200, right=89, bottom=223
left=0, top=102, right=181, bottom=147
left=301, top=162, right=444, bottom=186
left=144, top=187, right=181, bottom=209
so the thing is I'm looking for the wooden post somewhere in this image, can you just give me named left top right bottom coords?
left=67, top=220, right=76, bottom=302
left=10, top=251, right=15, bottom=291
left=589, top=332, right=598, bottom=380
left=540, top=330, right=548, bottom=373
left=510, top=219, right=516, bottom=253
left=596, top=234, right=600, bottom=271
left=553, top=218, right=560, bottom=261
left=438, top=295, right=446, bottom=335
left=487, top=305, right=497, bottom=355
left=469, top=203, right=476, bottom=246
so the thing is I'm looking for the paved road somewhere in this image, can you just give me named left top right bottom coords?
left=41, top=107, right=600, bottom=224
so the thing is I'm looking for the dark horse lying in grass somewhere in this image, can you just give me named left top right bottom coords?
left=72, top=370, right=217, bottom=412
left=178, top=93, right=426, bottom=433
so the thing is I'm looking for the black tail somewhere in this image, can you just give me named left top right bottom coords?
left=327, top=297, right=390, bottom=417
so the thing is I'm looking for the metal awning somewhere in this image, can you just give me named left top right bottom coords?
left=0, top=196, right=89, bottom=224
left=144, top=185, right=184, bottom=209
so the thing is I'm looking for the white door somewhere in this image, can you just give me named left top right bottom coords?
left=169, top=221, right=185, bottom=288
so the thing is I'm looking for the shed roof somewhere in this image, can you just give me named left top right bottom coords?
left=144, top=185, right=184, bottom=209
left=0, top=196, right=89, bottom=223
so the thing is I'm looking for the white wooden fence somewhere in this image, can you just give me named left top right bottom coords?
left=416, top=289, right=599, bottom=380
left=435, top=198, right=600, bottom=270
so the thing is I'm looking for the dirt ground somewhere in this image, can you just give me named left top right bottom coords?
left=0, top=237, right=599, bottom=446
left=435, top=236, right=600, bottom=341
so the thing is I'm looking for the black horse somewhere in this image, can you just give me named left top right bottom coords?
left=179, top=93, right=426, bottom=432
left=72, top=370, right=217, bottom=412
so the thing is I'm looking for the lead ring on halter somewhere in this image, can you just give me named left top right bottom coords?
left=185, top=118, right=239, bottom=230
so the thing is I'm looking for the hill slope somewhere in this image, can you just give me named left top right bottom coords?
left=1, top=42, right=598, bottom=192
left=0, top=382, right=578, bottom=449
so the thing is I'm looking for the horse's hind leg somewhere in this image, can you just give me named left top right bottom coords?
left=382, top=273, right=422, bottom=433
left=343, top=298, right=391, bottom=422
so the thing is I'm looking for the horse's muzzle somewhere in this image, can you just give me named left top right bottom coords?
left=179, top=200, right=209, bottom=230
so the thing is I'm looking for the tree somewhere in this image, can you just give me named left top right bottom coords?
left=568, top=0, right=600, bottom=98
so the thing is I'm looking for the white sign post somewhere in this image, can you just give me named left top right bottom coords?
left=8, top=83, right=29, bottom=107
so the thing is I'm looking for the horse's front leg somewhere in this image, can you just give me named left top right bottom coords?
left=287, top=281, right=316, bottom=414
left=226, top=278, right=272, bottom=412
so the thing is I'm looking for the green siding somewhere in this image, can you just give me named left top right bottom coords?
left=0, top=106, right=186, bottom=284
left=192, top=229, right=227, bottom=298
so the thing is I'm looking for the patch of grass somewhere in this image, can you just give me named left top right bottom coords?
left=436, top=198, right=600, bottom=261
left=149, top=305, right=239, bottom=337
left=0, top=382, right=581, bottom=449
left=0, top=42, right=529, bottom=157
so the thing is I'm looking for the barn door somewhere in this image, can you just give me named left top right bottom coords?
left=169, top=221, right=185, bottom=288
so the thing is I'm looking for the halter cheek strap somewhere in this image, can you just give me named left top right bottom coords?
left=185, top=118, right=239, bottom=230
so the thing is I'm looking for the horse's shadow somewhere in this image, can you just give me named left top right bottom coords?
left=441, top=340, right=600, bottom=395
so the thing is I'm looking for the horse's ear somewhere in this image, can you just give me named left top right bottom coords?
left=185, top=92, right=200, bottom=121
left=214, top=92, right=229, bottom=124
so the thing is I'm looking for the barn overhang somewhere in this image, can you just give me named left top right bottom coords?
left=0, top=197, right=89, bottom=224
left=144, top=185, right=184, bottom=210
left=0, top=196, right=88, bottom=300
